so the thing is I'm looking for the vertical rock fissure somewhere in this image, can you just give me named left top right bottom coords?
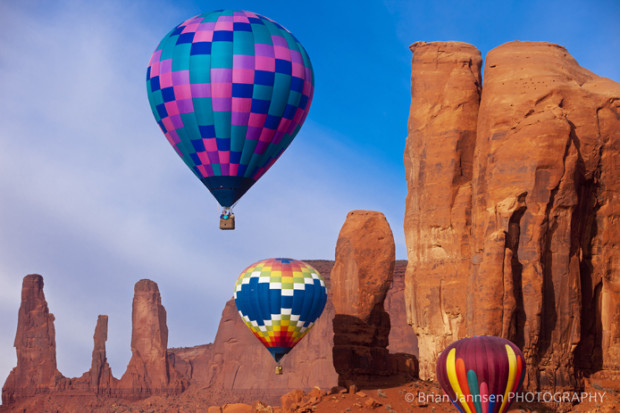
left=504, top=201, right=527, bottom=348
left=574, top=142, right=603, bottom=375
left=450, top=129, right=476, bottom=210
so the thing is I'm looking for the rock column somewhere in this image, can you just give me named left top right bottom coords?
left=404, top=41, right=482, bottom=379
left=331, top=210, right=396, bottom=386
left=1, top=274, right=63, bottom=404
left=117, top=279, right=185, bottom=398
left=89, top=315, right=114, bottom=392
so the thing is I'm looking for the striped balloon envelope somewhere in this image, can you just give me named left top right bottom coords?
left=234, top=258, right=327, bottom=362
left=146, top=10, right=314, bottom=209
left=436, top=336, right=526, bottom=413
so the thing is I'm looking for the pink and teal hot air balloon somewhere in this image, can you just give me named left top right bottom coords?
left=146, top=10, right=314, bottom=228
left=436, top=336, right=526, bottom=413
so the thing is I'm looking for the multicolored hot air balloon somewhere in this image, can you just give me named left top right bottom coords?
left=146, top=10, right=314, bottom=228
left=436, top=336, right=526, bottom=413
left=233, top=258, right=327, bottom=365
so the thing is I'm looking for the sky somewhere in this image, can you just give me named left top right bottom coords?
left=0, top=0, right=618, bottom=391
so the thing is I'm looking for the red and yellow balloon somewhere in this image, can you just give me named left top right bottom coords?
left=436, top=336, right=526, bottom=413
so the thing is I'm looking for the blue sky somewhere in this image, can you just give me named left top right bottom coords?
left=0, top=0, right=618, bottom=389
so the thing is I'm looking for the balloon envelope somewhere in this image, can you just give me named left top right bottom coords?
left=436, top=336, right=526, bottom=413
left=146, top=10, right=314, bottom=207
left=234, top=258, right=327, bottom=362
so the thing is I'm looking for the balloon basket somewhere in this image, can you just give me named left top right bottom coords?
left=275, top=365, right=283, bottom=375
left=219, top=213, right=235, bottom=230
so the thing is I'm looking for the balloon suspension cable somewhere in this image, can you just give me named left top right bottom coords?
left=219, top=202, right=237, bottom=217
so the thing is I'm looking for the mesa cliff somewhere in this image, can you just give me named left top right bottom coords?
left=404, top=40, right=620, bottom=392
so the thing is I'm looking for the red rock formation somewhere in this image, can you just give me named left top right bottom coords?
left=404, top=41, right=482, bottom=379
left=1, top=276, right=188, bottom=410
left=330, top=210, right=413, bottom=386
left=471, top=41, right=620, bottom=391
left=385, top=264, right=418, bottom=356
left=332, top=211, right=396, bottom=320
left=168, top=343, right=212, bottom=381
left=1, top=274, right=64, bottom=404
left=88, top=315, right=115, bottom=392
left=116, top=279, right=186, bottom=399
left=404, top=40, right=620, bottom=391
left=1, top=262, right=416, bottom=410
left=385, top=264, right=419, bottom=377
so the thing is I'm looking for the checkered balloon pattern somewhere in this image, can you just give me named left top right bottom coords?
left=234, top=258, right=327, bottom=362
left=146, top=10, right=314, bottom=207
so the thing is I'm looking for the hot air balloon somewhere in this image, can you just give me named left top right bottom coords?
left=436, top=336, right=526, bottom=413
left=146, top=10, right=314, bottom=229
left=233, top=258, right=327, bottom=372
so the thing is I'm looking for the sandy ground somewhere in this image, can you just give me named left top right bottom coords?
left=0, top=378, right=617, bottom=412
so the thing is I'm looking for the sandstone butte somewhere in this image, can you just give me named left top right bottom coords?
left=404, top=40, right=619, bottom=395
left=1, top=40, right=619, bottom=413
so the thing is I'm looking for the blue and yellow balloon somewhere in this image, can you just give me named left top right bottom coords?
left=234, top=258, right=327, bottom=366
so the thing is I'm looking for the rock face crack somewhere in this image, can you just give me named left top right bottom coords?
left=502, top=195, right=527, bottom=347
